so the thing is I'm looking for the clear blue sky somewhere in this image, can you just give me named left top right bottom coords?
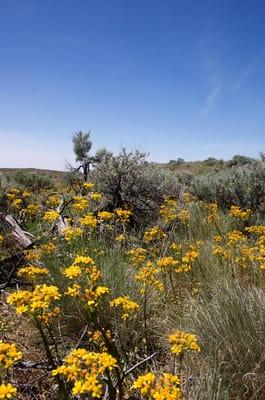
left=0, top=0, right=265, bottom=169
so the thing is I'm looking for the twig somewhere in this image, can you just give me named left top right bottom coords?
left=124, top=352, right=159, bottom=376
left=74, top=324, right=89, bottom=349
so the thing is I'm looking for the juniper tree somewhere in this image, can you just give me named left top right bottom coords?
left=72, top=131, right=93, bottom=181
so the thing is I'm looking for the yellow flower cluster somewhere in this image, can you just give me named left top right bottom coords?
left=0, top=341, right=22, bottom=368
left=7, top=284, right=61, bottom=317
left=65, top=283, right=81, bottom=297
left=170, top=243, right=182, bottom=252
left=132, top=372, right=181, bottom=400
left=230, top=205, right=251, bottom=220
left=24, top=242, right=56, bottom=262
left=127, top=247, right=147, bottom=266
left=115, top=208, right=132, bottom=222
left=182, top=246, right=199, bottom=263
left=90, top=192, right=102, bottom=201
left=84, top=286, right=110, bottom=307
left=227, top=230, right=246, bottom=246
left=160, top=197, right=178, bottom=223
left=64, top=255, right=97, bottom=279
left=246, top=225, right=265, bottom=235
left=115, top=233, right=126, bottom=242
left=212, top=226, right=265, bottom=271
left=157, top=256, right=178, bottom=271
left=98, top=211, right=113, bottom=221
left=23, top=203, right=40, bottom=216
left=6, top=188, right=20, bottom=198
left=88, top=329, right=111, bottom=350
left=206, top=203, right=219, bottom=223
left=177, top=209, right=190, bottom=224
left=0, top=234, right=3, bottom=243
left=0, top=341, right=21, bottom=399
left=135, top=261, right=164, bottom=293
left=0, top=383, right=17, bottom=399
left=83, top=182, right=95, bottom=190
left=159, top=197, right=190, bottom=225
left=63, top=255, right=110, bottom=306
left=17, top=265, right=49, bottom=280
left=110, top=296, right=139, bottom=319
left=11, top=198, right=23, bottom=209
left=80, top=213, right=97, bottom=227
left=144, top=226, right=167, bottom=243
left=46, top=195, right=61, bottom=207
left=73, top=196, right=89, bottom=211
left=52, top=349, right=117, bottom=398
left=64, top=265, right=82, bottom=279
left=63, top=226, right=83, bottom=242
left=168, top=331, right=200, bottom=355
left=43, top=210, right=60, bottom=222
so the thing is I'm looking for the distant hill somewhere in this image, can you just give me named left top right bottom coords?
left=0, top=168, right=65, bottom=179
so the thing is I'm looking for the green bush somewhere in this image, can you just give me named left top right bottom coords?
left=10, top=171, right=55, bottom=193
left=90, top=149, right=182, bottom=226
left=191, top=162, right=265, bottom=215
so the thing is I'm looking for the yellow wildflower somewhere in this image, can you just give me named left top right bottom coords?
left=80, top=213, right=97, bottom=227
left=144, top=226, right=167, bottom=243
left=135, top=261, right=164, bottom=293
left=17, top=265, right=49, bottom=280
left=83, top=182, right=95, bottom=190
left=46, top=195, right=61, bottom=207
left=90, top=192, right=102, bottom=201
left=84, top=286, right=110, bottom=307
left=23, top=203, right=40, bottom=216
left=73, top=196, right=89, bottom=211
left=132, top=372, right=181, bottom=400
left=177, top=209, right=190, bottom=224
left=0, top=383, right=17, bottom=399
left=52, top=349, right=117, bottom=398
left=168, top=331, right=200, bottom=355
left=63, top=227, right=83, bottom=242
left=73, top=255, right=95, bottom=266
left=64, top=265, right=82, bottom=279
left=157, top=256, right=178, bottom=270
left=230, top=205, right=251, bottom=220
left=110, top=296, right=139, bottom=319
left=0, top=341, right=22, bottom=368
left=11, top=199, right=23, bottom=208
left=160, top=197, right=178, bottom=223
left=43, top=210, right=59, bottom=222
left=7, top=284, right=61, bottom=317
left=115, top=209, right=132, bottom=222
left=115, top=234, right=126, bottom=242
left=127, top=247, right=147, bottom=266
left=206, top=203, right=219, bottom=223
left=65, top=284, right=81, bottom=297
left=98, top=211, right=113, bottom=221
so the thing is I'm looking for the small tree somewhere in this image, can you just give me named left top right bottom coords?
left=72, top=131, right=93, bottom=181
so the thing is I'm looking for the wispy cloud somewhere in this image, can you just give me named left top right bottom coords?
left=203, top=83, right=221, bottom=115
left=199, top=6, right=223, bottom=115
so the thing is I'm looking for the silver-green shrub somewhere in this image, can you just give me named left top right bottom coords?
left=191, top=162, right=265, bottom=214
left=90, top=149, right=182, bottom=226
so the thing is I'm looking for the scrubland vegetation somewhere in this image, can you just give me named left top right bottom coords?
left=1, top=135, right=265, bottom=399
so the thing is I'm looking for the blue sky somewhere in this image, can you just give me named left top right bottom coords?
left=0, top=0, right=265, bottom=169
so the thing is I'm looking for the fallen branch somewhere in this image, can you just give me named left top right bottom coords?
left=3, top=213, right=33, bottom=247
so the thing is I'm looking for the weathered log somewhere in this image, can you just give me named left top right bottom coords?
left=4, top=214, right=33, bottom=247
left=0, top=211, right=40, bottom=287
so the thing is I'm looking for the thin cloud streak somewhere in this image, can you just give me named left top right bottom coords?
left=203, top=83, right=221, bottom=115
